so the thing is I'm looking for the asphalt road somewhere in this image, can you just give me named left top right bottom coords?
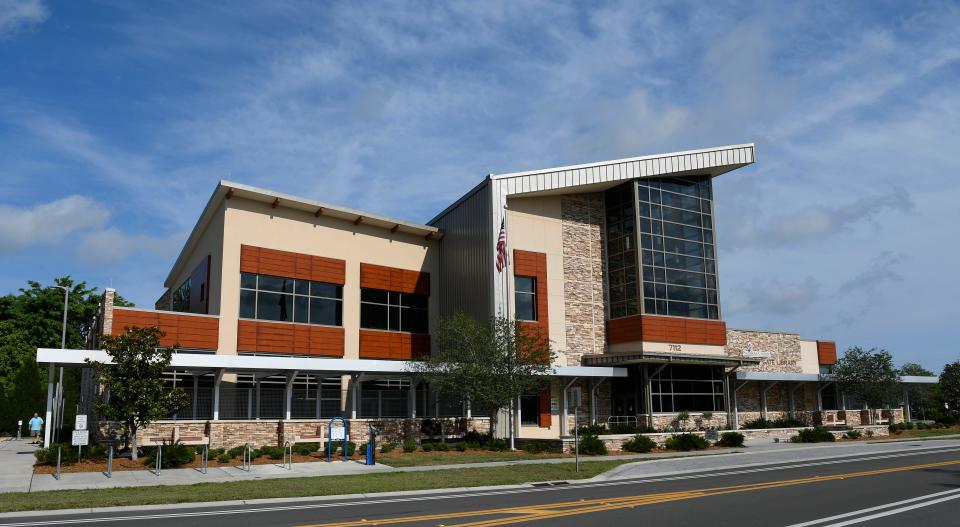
left=2, top=444, right=959, bottom=527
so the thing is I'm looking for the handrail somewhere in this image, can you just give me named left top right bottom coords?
left=282, top=441, right=293, bottom=470
left=154, top=444, right=163, bottom=476
left=242, top=443, right=252, bottom=472
left=105, top=445, right=113, bottom=478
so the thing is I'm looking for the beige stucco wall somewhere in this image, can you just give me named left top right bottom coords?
left=505, top=195, right=568, bottom=364
left=167, top=200, right=226, bottom=315
left=607, top=341, right=726, bottom=356
left=799, top=339, right=820, bottom=374
left=213, top=197, right=438, bottom=358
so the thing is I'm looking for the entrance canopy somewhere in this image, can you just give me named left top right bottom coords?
left=582, top=350, right=763, bottom=369
left=36, top=348, right=627, bottom=378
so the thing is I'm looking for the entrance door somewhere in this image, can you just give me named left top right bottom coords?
left=610, top=366, right=643, bottom=417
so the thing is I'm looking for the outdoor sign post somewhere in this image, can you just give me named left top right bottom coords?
left=365, top=425, right=376, bottom=466
left=73, top=414, right=88, bottom=463
left=17, top=420, right=22, bottom=440
left=571, top=387, right=581, bottom=473
left=327, top=417, right=348, bottom=463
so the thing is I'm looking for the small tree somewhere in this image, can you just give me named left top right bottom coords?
left=941, top=362, right=960, bottom=420
left=833, top=347, right=900, bottom=424
left=87, top=326, right=187, bottom=459
left=409, top=313, right=555, bottom=441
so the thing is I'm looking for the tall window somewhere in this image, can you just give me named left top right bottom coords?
left=519, top=394, right=540, bottom=426
left=360, top=289, right=428, bottom=333
left=605, top=183, right=639, bottom=318
left=239, top=272, right=342, bottom=326
left=514, top=276, right=537, bottom=321
left=172, top=278, right=191, bottom=312
left=650, top=365, right=725, bottom=412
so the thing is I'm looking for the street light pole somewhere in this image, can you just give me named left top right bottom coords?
left=47, top=285, right=68, bottom=445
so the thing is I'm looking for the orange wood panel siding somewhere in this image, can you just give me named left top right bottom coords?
left=817, top=341, right=837, bottom=365
left=240, top=245, right=345, bottom=284
left=111, top=309, right=219, bottom=350
left=607, top=314, right=727, bottom=346
left=359, top=263, right=430, bottom=295
left=513, top=249, right=549, bottom=333
left=359, top=329, right=429, bottom=360
left=538, top=388, right=551, bottom=428
left=236, top=320, right=344, bottom=357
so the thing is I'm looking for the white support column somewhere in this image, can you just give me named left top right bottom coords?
left=285, top=371, right=299, bottom=421
left=350, top=374, right=361, bottom=420
left=192, top=375, right=199, bottom=420
left=761, top=381, right=778, bottom=421
left=732, top=381, right=748, bottom=430
left=44, top=364, right=54, bottom=447
left=212, top=369, right=225, bottom=421
left=561, top=378, right=579, bottom=436
left=408, top=380, right=417, bottom=418
left=465, top=397, right=472, bottom=419
left=255, top=377, right=261, bottom=420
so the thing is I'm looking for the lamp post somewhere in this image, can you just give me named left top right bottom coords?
left=47, top=285, right=68, bottom=446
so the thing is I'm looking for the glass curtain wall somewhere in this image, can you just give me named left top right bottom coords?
left=605, top=176, right=720, bottom=320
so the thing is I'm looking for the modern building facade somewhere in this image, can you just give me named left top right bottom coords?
left=39, top=143, right=930, bottom=448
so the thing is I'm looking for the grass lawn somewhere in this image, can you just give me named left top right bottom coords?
left=377, top=451, right=571, bottom=467
left=0, top=459, right=638, bottom=513
left=878, top=427, right=960, bottom=440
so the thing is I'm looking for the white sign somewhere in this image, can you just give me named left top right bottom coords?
left=71, top=430, right=89, bottom=446
left=17, top=420, right=22, bottom=427
left=743, top=343, right=771, bottom=359
left=329, top=426, right=346, bottom=441
left=75, top=414, right=88, bottom=431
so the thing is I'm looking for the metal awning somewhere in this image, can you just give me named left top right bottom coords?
left=582, top=350, right=763, bottom=368
left=735, top=371, right=822, bottom=382
left=36, top=348, right=626, bottom=378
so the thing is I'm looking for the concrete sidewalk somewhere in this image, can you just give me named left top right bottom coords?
left=0, top=438, right=40, bottom=493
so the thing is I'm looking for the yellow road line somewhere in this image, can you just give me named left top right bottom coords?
left=296, top=458, right=960, bottom=527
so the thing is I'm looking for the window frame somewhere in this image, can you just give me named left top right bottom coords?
left=239, top=272, right=343, bottom=326
left=359, top=288, right=429, bottom=334
left=514, top=275, right=538, bottom=322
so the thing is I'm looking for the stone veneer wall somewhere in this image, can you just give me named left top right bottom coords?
left=561, top=194, right=607, bottom=366
left=725, top=329, right=803, bottom=373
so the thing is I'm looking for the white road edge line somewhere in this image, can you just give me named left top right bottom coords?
left=1, top=446, right=959, bottom=526
left=783, top=487, right=960, bottom=527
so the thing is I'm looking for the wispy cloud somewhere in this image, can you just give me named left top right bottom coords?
left=0, top=195, right=109, bottom=251
left=0, top=0, right=47, bottom=37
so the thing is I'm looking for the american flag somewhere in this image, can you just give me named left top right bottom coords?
left=495, top=218, right=507, bottom=272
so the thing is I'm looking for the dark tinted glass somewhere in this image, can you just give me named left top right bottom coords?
left=661, top=206, right=702, bottom=225
left=360, top=303, right=388, bottom=330
left=361, top=289, right=388, bottom=304
left=662, top=222, right=702, bottom=241
left=401, top=293, right=428, bottom=309
left=660, top=191, right=699, bottom=210
left=388, top=306, right=400, bottom=331
left=311, top=298, right=342, bottom=326
left=312, top=282, right=342, bottom=299
left=257, top=292, right=292, bottom=321
left=294, top=280, right=309, bottom=295
left=666, top=269, right=707, bottom=288
left=516, top=292, right=536, bottom=321
left=240, top=272, right=257, bottom=289
left=402, top=309, right=429, bottom=333
left=239, top=290, right=256, bottom=318
left=667, top=285, right=708, bottom=303
left=294, top=295, right=309, bottom=323
left=515, top=276, right=536, bottom=294
left=259, top=275, right=293, bottom=293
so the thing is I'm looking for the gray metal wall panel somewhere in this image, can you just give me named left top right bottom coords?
left=430, top=181, right=495, bottom=322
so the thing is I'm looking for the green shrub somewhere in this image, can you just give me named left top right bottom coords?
left=676, top=411, right=690, bottom=422
left=718, top=432, right=745, bottom=448
left=622, top=434, right=657, bottom=453
left=576, top=424, right=607, bottom=435
left=292, top=443, right=318, bottom=456
left=143, top=441, right=197, bottom=468
left=843, top=430, right=862, bottom=439
left=461, top=430, right=489, bottom=446
left=456, top=442, right=468, bottom=452
left=435, top=442, right=450, bottom=452
left=665, top=433, right=710, bottom=451
left=792, top=427, right=836, bottom=443
left=487, top=438, right=508, bottom=452
left=402, top=440, right=417, bottom=453
left=578, top=434, right=608, bottom=455
left=865, top=429, right=874, bottom=437
left=216, top=453, right=231, bottom=464
left=915, top=422, right=928, bottom=430
left=338, top=441, right=357, bottom=457
left=208, top=447, right=226, bottom=458
left=380, top=442, right=396, bottom=454
left=522, top=440, right=554, bottom=454
left=701, top=411, right=714, bottom=421
left=35, top=443, right=109, bottom=465
left=249, top=448, right=262, bottom=459
left=742, top=417, right=807, bottom=429
left=227, top=445, right=246, bottom=459
left=260, top=445, right=284, bottom=460
left=422, top=443, right=435, bottom=452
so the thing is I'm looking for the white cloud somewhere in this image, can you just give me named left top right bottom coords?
left=77, top=228, right=184, bottom=266
left=0, top=0, right=48, bottom=37
left=732, top=276, right=822, bottom=317
left=0, top=195, right=109, bottom=251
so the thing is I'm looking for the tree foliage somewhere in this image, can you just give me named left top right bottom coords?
left=941, top=362, right=960, bottom=419
left=408, top=313, right=555, bottom=436
left=0, top=276, right=131, bottom=433
left=87, top=326, right=186, bottom=459
left=833, top=347, right=900, bottom=415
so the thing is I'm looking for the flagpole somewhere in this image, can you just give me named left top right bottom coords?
left=502, top=203, right=515, bottom=450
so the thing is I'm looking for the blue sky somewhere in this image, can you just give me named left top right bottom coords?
left=1, top=1, right=958, bottom=371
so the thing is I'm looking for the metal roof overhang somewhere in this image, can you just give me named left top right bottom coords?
left=735, top=371, right=822, bottom=382
left=582, top=351, right=763, bottom=368
left=36, top=349, right=626, bottom=378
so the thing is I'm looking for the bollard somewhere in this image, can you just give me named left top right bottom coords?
left=55, top=446, right=61, bottom=481
left=283, top=442, right=292, bottom=470
left=201, top=444, right=208, bottom=474
left=106, top=445, right=113, bottom=478
left=242, top=443, right=252, bottom=472
left=154, top=444, right=162, bottom=476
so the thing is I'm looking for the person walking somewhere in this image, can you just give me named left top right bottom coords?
left=28, top=413, right=43, bottom=445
